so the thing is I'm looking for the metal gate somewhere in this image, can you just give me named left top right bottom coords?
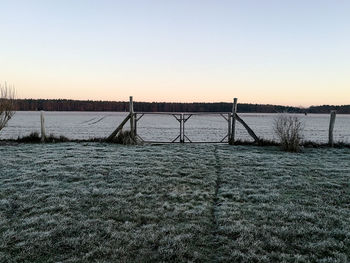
left=134, top=112, right=232, bottom=143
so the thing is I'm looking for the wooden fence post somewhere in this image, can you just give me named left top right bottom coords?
left=107, top=113, right=131, bottom=141
left=230, top=98, right=238, bottom=144
left=129, top=96, right=134, bottom=137
left=235, top=114, right=260, bottom=144
left=228, top=112, right=231, bottom=142
left=40, top=111, right=46, bottom=142
left=328, top=110, right=336, bottom=147
left=134, top=113, right=137, bottom=137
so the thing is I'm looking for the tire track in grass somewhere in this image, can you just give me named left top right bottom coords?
left=210, top=145, right=223, bottom=262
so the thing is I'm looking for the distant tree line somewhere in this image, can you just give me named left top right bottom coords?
left=308, top=105, right=350, bottom=114
left=13, top=99, right=350, bottom=114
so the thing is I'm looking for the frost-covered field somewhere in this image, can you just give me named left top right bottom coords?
left=1, top=143, right=350, bottom=262
left=1, top=111, right=350, bottom=143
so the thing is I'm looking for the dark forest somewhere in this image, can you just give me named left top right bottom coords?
left=14, top=99, right=350, bottom=114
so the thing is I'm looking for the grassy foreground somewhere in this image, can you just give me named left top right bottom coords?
left=0, top=143, right=349, bottom=262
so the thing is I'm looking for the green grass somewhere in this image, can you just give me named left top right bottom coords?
left=0, top=143, right=349, bottom=262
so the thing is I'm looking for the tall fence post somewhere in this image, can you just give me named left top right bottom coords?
left=230, top=98, right=238, bottom=145
left=40, top=111, right=46, bottom=142
left=228, top=112, right=231, bottom=143
left=134, top=113, right=137, bottom=137
left=328, top=110, right=336, bottom=147
left=129, top=96, right=134, bottom=137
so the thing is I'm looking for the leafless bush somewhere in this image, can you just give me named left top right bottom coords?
left=16, top=132, right=69, bottom=143
left=0, top=83, right=15, bottom=131
left=274, top=114, right=303, bottom=152
left=111, top=130, right=142, bottom=145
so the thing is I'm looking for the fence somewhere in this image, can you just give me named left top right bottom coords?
left=134, top=112, right=232, bottom=143
left=34, top=96, right=340, bottom=145
left=107, top=96, right=260, bottom=144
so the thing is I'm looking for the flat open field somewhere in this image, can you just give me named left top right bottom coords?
left=1, top=143, right=350, bottom=262
left=2, top=111, right=350, bottom=143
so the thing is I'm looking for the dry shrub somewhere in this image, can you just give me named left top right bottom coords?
left=274, top=114, right=303, bottom=152
left=0, top=83, right=15, bottom=131
left=17, top=132, right=41, bottom=143
left=112, top=130, right=141, bottom=145
left=17, top=132, right=70, bottom=143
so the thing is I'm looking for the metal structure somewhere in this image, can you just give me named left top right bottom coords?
left=108, top=96, right=260, bottom=144
left=133, top=112, right=232, bottom=143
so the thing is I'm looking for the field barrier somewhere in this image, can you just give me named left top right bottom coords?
left=37, top=96, right=338, bottom=146
left=107, top=97, right=283, bottom=145
left=105, top=97, right=260, bottom=144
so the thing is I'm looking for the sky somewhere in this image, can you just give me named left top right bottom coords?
left=1, top=0, right=349, bottom=106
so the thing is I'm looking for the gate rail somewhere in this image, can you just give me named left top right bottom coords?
left=134, top=112, right=232, bottom=143
left=107, top=96, right=260, bottom=144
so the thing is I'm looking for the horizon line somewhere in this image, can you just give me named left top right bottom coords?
left=14, top=97, right=350, bottom=108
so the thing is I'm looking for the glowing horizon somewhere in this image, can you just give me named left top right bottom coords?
left=1, top=1, right=350, bottom=107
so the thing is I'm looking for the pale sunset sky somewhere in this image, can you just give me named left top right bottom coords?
left=1, top=0, right=349, bottom=106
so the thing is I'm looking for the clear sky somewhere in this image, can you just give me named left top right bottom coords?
left=1, top=0, right=349, bottom=106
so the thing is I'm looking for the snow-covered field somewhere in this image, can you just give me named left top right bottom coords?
left=1, top=143, right=350, bottom=262
left=1, top=111, right=350, bottom=143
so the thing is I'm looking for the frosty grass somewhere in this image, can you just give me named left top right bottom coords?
left=1, top=143, right=349, bottom=262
